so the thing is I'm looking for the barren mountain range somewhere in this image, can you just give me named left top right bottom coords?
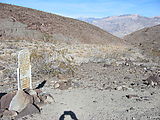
left=79, top=14, right=160, bottom=37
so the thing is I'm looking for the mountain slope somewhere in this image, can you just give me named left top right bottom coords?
left=79, top=14, right=160, bottom=37
left=0, top=3, right=123, bottom=44
left=124, top=24, right=160, bottom=62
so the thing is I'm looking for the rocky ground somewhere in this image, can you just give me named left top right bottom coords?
left=0, top=3, right=159, bottom=120
left=0, top=37, right=159, bottom=120
left=0, top=60, right=159, bottom=120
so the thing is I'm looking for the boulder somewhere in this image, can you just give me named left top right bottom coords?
left=9, top=90, right=33, bottom=113
left=0, top=92, right=16, bottom=110
left=15, top=104, right=40, bottom=119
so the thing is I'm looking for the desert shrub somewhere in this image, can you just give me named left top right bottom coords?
left=42, top=33, right=57, bottom=44
left=2, top=68, right=16, bottom=79
left=151, top=49, right=160, bottom=56
left=30, top=48, right=76, bottom=78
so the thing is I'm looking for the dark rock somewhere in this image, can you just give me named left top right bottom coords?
left=0, top=92, right=16, bottom=110
left=143, top=74, right=160, bottom=86
left=136, top=98, right=142, bottom=101
left=15, top=104, right=40, bottom=119
left=130, top=107, right=135, bottom=110
left=124, top=76, right=130, bottom=80
left=150, top=92, right=156, bottom=95
left=140, top=96, right=150, bottom=101
left=0, top=66, right=5, bottom=70
left=126, top=94, right=139, bottom=99
left=130, top=83, right=135, bottom=86
left=103, top=64, right=111, bottom=67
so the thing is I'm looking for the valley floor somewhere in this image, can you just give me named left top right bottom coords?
left=12, top=62, right=160, bottom=120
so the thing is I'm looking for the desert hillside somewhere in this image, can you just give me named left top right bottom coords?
left=79, top=14, right=160, bottom=37
left=0, top=3, right=123, bottom=45
left=0, top=3, right=159, bottom=120
left=0, top=3, right=135, bottom=91
left=124, top=24, right=160, bottom=63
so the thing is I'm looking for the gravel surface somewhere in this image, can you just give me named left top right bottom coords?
left=1, top=62, right=158, bottom=120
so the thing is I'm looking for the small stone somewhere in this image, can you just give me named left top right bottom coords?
left=124, top=76, right=130, bottom=80
left=116, top=86, right=122, bottom=91
left=58, top=80, right=72, bottom=90
left=54, top=82, right=60, bottom=88
left=43, top=94, right=54, bottom=104
left=34, top=89, right=42, bottom=96
left=93, top=100, right=97, bottom=103
left=130, top=83, right=135, bottom=86
left=38, top=94, right=47, bottom=103
left=151, top=80, right=157, bottom=86
left=136, top=98, right=142, bottom=101
left=144, top=74, right=160, bottom=86
left=32, top=95, right=41, bottom=104
left=130, top=107, right=135, bottom=110
left=126, top=94, right=139, bottom=99
left=27, top=89, right=37, bottom=96
left=103, top=64, right=111, bottom=67
left=121, top=85, right=128, bottom=90
left=132, top=117, right=136, bottom=120
left=0, top=66, right=5, bottom=70
left=150, top=92, right=155, bottom=95
left=127, top=87, right=134, bottom=91
left=68, top=87, right=72, bottom=90
left=140, top=96, right=150, bottom=101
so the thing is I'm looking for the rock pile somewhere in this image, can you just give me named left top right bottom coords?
left=0, top=89, right=54, bottom=119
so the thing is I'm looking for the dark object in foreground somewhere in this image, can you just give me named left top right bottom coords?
left=59, top=111, right=78, bottom=120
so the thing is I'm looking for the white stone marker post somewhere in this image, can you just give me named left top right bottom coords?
left=17, top=49, right=32, bottom=90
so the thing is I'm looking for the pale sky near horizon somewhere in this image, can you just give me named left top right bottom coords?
left=1, top=0, right=160, bottom=18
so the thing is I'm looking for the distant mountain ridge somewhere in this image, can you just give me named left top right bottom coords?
left=78, top=14, right=160, bottom=37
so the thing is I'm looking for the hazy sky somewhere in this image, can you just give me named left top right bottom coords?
left=1, top=0, right=160, bottom=18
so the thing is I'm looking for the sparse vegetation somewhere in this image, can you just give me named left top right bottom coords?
left=30, top=47, right=76, bottom=78
left=151, top=49, right=160, bottom=56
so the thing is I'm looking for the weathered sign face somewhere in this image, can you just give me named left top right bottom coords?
left=18, top=49, right=32, bottom=90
